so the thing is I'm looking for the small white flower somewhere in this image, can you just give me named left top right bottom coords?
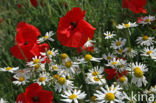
left=83, top=38, right=95, bottom=48
left=78, top=54, right=103, bottom=64
left=103, top=53, right=116, bottom=61
left=123, top=47, right=137, bottom=58
left=117, top=76, right=128, bottom=86
left=61, top=89, right=86, bottom=103
left=106, top=58, right=119, bottom=68
left=0, top=67, right=19, bottom=73
left=139, top=15, right=156, bottom=25
left=111, top=38, right=126, bottom=49
left=136, top=35, right=154, bottom=46
left=0, top=98, right=8, bottom=103
left=127, top=62, right=148, bottom=87
left=38, top=31, right=54, bottom=43
left=55, top=76, right=74, bottom=93
left=27, top=56, right=45, bottom=67
left=104, top=31, right=116, bottom=39
left=116, top=22, right=138, bottom=29
left=94, top=85, right=123, bottom=103
left=40, top=48, right=58, bottom=59
left=141, top=46, right=156, bottom=57
left=13, top=73, right=30, bottom=86
left=35, top=72, right=49, bottom=85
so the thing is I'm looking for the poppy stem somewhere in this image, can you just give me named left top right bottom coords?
left=16, top=41, right=28, bottom=62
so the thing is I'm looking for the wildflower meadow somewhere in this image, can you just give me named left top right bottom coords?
left=0, top=0, right=156, bottom=103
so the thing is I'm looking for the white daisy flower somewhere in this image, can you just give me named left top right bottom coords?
left=136, top=35, right=154, bottom=46
left=83, top=38, right=95, bottom=48
left=104, top=31, right=116, bottom=39
left=59, top=60, right=79, bottom=75
left=127, top=62, right=148, bottom=87
left=32, top=63, right=45, bottom=72
left=86, top=96, right=97, bottom=103
left=149, top=85, right=156, bottom=94
left=116, top=58, right=127, bottom=72
left=87, top=66, right=104, bottom=76
left=0, top=67, right=19, bottom=73
left=139, top=15, right=156, bottom=25
left=40, top=48, right=58, bottom=59
left=117, top=76, right=128, bottom=86
left=55, top=76, right=74, bottom=93
left=86, top=75, right=106, bottom=85
left=141, top=46, right=156, bottom=57
left=78, top=54, right=103, bottom=64
left=103, top=53, right=115, bottom=61
left=49, top=64, right=60, bottom=72
left=115, top=48, right=124, bottom=55
left=35, top=72, right=49, bottom=85
left=13, top=73, right=30, bottom=86
left=61, top=89, right=87, bottom=103
left=123, top=47, right=137, bottom=58
left=38, top=31, right=54, bottom=43
left=111, top=38, right=126, bottom=49
left=27, top=56, right=45, bottom=67
left=94, top=85, right=123, bottom=103
left=116, top=22, right=138, bottom=29
left=106, top=58, right=119, bottom=68
left=0, top=98, right=8, bottom=103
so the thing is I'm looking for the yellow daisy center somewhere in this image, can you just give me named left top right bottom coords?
left=143, top=35, right=149, bottom=40
left=33, top=59, right=40, bottom=64
left=39, top=77, right=46, bottom=82
left=105, top=92, right=115, bottom=101
left=34, top=64, right=40, bottom=70
left=5, top=67, right=12, bottom=71
left=118, top=64, right=124, bottom=68
left=65, top=61, right=72, bottom=68
left=145, top=19, right=150, bottom=22
left=69, top=94, right=77, bottom=100
left=92, top=71, right=99, bottom=76
left=119, top=76, right=126, bottom=83
left=153, top=101, right=156, bottom=103
left=108, top=34, right=112, bottom=36
left=61, top=53, right=68, bottom=59
left=19, top=77, right=25, bottom=82
left=112, top=61, right=118, bottom=65
left=134, top=67, right=143, bottom=78
left=107, top=56, right=112, bottom=60
left=124, top=24, right=130, bottom=28
left=91, top=96, right=97, bottom=102
left=52, top=65, right=58, bottom=70
left=47, top=51, right=53, bottom=55
left=118, top=49, right=123, bottom=53
left=84, top=54, right=93, bottom=61
left=147, top=50, right=152, bottom=55
left=128, top=47, right=132, bottom=52
left=58, top=77, right=66, bottom=85
left=44, top=35, right=49, bottom=39
left=53, top=74, right=59, bottom=79
left=116, top=41, right=121, bottom=46
left=93, top=77, right=100, bottom=81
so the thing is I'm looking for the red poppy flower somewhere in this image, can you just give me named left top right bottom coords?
left=122, top=0, right=147, bottom=14
left=16, top=83, right=53, bottom=103
left=10, top=22, right=49, bottom=61
left=105, top=68, right=128, bottom=80
left=30, top=0, right=38, bottom=7
left=57, top=7, right=96, bottom=48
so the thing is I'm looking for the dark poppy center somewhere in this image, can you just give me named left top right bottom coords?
left=70, top=22, right=77, bottom=29
left=32, top=96, right=40, bottom=102
left=24, top=41, right=29, bottom=45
